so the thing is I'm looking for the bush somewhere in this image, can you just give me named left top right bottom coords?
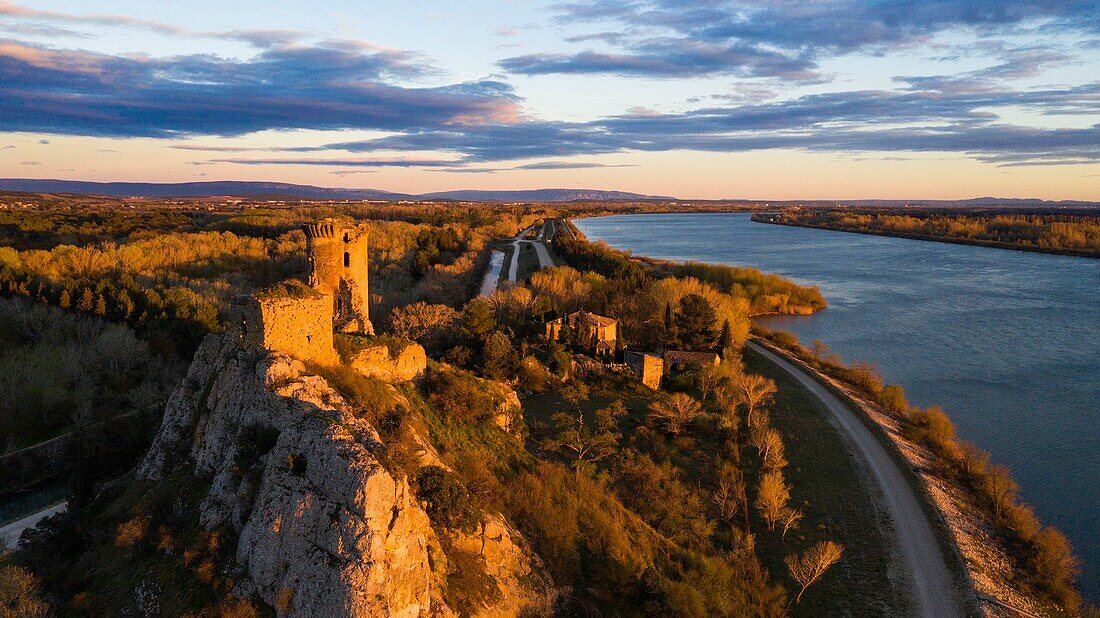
left=0, top=565, right=50, bottom=618
left=877, top=384, right=909, bottom=416
left=414, top=466, right=477, bottom=532
left=422, top=368, right=503, bottom=424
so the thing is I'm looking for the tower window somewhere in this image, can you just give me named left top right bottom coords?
left=344, top=252, right=350, bottom=267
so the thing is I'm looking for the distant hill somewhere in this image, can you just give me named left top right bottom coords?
left=1, top=179, right=1095, bottom=207
left=0, top=179, right=671, bottom=202
left=0, top=179, right=414, bottom=200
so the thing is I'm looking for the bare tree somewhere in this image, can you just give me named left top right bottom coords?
left=779, top=507, right=804, bottom=540
left=751, top=427, right=788, bottom=470
left=712, top=464, right=749, bottom=539
left=388, top=302, right=458, bottom=344
left=735, top=373, right=777, bottom=428
left=982, top=464, right=1018, bottom=522
left=785, top=540, right=844, bottom=605
left=647, top=392, right=703, bottom=435
left=755, top=469, right=790, bottom=531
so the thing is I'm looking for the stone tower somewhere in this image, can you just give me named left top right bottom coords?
left=303, top=218, right=374, bottom=335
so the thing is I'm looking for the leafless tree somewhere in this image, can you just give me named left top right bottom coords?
left=779, top=507, right=804, bottom=540
left=647, top=392, right=703, bottom=435
left=785, top=541, right=844, bottom=605
left=713, top=464, right=749, bottom=539
left=751, top=427, right=788, bottom=470
left=735, top=373, right=777, bottom=428
left=387, top=301, right=458, bottom=344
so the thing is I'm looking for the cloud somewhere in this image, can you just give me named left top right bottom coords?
left=0, top=1, right=305, bottom=47
left=310, top=81, right=1100, bottom=166
left=210, top=157, right=462, bottom=168
left=515, top=160, right=634, bottom=170
left=500, top=0, right=1100, bottom=79
left=0, top=38, right=521, bottom=137
left=500, top=40, right=818, bottom=80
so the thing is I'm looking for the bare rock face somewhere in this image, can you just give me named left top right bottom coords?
left=349, top=341, right=427, bottom=382
left=137, top=334, right=551, bottom=617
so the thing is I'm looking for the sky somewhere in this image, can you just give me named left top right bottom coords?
left=1, top=0, right=1098, bottom=200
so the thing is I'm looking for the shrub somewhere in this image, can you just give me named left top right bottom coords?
left=414, top=466, right=477, bottom=532
left=422, top=368, right=503, bottom=424
left=0, top=565, right=49, bottom=618
left=877, top=384, right=909, bottom=416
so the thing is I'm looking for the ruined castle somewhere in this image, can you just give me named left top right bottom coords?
left=234, top=218, right=374, bottom=365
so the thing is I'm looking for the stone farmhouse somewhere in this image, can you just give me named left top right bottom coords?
left=545, top=310, right=618, bottom=358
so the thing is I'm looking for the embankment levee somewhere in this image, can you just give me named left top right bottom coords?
left=752, top=213, right=1100, bottom=259
left=748, top=338, right=981, bottom=616
left=750, top=337, right=1068, bottom=616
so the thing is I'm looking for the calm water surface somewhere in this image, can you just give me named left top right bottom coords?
left=576, top=212, right=1100, bottom=600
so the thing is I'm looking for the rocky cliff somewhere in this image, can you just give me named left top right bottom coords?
left=137, top=334, right=551, bottom=617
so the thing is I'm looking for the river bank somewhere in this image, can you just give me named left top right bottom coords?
left=753, top=213, right=1100, bottom=259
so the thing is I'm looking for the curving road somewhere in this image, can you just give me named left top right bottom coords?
left=747, top=340, right=968, bottom=618
left=505, top=223, right=554, bottom=283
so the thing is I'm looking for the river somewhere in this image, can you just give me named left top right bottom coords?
left=575, top=212, right=1100, bottom=601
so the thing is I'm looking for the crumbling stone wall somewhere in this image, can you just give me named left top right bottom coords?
left=625, top=351, right=663, bottom=389
left=234, top=294, right=336, bottom=366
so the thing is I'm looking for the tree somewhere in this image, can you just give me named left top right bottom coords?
left=414, top=466, right=477, bottom=532
left=77, top=287, right=95, bottom=313
left=647, top=392, right=703, bottom=435
left=751, top=427, right=787, bottom=470
left=982, top=464, right=1018, bottom=522
left=461, top=299, right=496, bottom=342
left=778, top=507, right=804, bottom=540
left=389, top=302, right=458, bottom=345
left=483, top=331, right=517, bottom=379
left=541, top=401, right=626, bottom=478
left=717, top=319, right=734, bottom=357
left=0, top=565, right=49, bottom=618
left=674, top=293, right=718, bottom=350
left=697, top=364, right=722, bottom=401
left=735, top=373, right=777, bottom=428
left=956, top=441, right=989, bottom=478
left=755, top=469, right=790, bottom=531
left=713, top=463, right=749, bottom=539
left=663, top=301, right=674, bottom=345
left=785, top=541, right=844, bottom=605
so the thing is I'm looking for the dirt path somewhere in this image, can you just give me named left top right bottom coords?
left=747, top=340, right=968, bottom=618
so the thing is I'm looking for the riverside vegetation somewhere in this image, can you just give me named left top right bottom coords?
left=757, top=209, right=1100, bottom=257
left=0, top=199, right=1087, bottom=616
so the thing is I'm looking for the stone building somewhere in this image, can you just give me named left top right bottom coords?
left=233, top=281, right=337, bottom=366
left=663, top=350, right=721, bottom=374
left=624, top=351, right=663, bottom=389
left=303, top=218, right=374, bottom=335
left=545, top=311, right=618, bottom=358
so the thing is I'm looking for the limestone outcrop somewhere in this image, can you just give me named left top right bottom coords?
left=137, top=334, right=550, bottom=617
left=347, top=340, right=427, bottom=382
